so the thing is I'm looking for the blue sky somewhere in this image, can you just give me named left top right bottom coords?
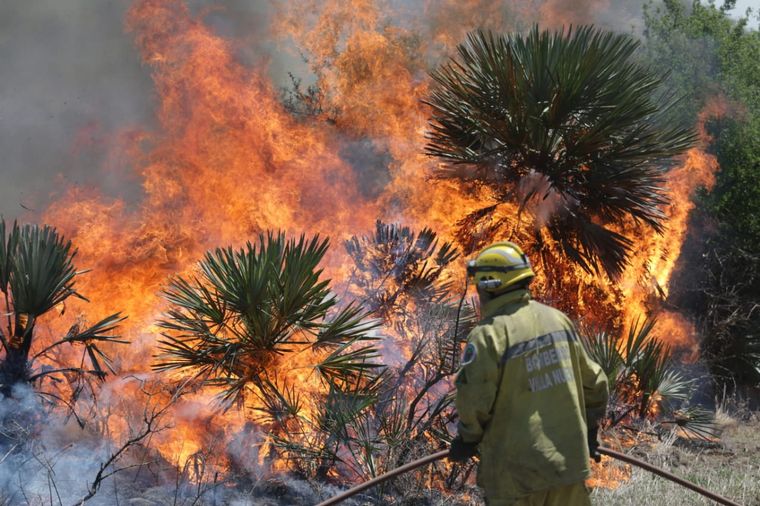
left=728, top=0, right=759, bottom=28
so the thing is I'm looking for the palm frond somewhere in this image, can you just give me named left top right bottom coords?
left=344, top=412, right=382, bottom=479
left=378, top=396, right=409, bottom=450
left=315, top=339, right=384, bottom=387
left=316, top=379, right=380, bottom=437
left=0, top=219, right=19, bottom=295
left=664, top=406, right=721, bottom=441
left=252, top=375, right=303, bottom=427
left=425, top=26, right=698, bottom=277
left=654, top=369, right=693, bottom=405
left=35, top=313, right=128, bottom=377
left=10, top=223, right=83, bottom=317
left=622, top=316, right=659, bottom=368
left=155, top=231, right=382, bottom=410
left=579, top=327, right=623, bottom=384
left=315, top=303, right=379, bottom=346
left=269, top=435, right=338, bottom=471
left=345, top=220, right=459, bottom=317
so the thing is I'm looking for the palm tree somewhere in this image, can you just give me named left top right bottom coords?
left=0, top=219, right=125, bottom=398
left=581, top=317, right=718, bottom=440
left=154, top=231, right=382, bottom=409
left=155, top=232, right=384, bottom=478
left=425, top=26, right=698, bottom=277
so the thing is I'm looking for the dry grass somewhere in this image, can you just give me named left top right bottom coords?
left=592, top=413, right=760, bottom=506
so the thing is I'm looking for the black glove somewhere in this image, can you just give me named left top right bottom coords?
left=587, top=426, right=601, bottom=463
left=448, top=436, right=478, bottom=463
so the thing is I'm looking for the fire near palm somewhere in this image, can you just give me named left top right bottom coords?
left=0, top=0, right=758, bottom=504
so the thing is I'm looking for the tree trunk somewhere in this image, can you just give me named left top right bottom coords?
left=0, top=314, right=33, bottom=398
left=0, top=350, right=29, bottom=397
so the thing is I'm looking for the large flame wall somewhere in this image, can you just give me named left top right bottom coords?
left=31, top=0, right=720, bottom=472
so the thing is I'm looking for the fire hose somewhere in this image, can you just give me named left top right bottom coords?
left=315, top=447, right=742, bottom=506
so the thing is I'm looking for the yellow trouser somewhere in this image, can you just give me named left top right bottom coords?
left=486, top=482, right=591, bottom=506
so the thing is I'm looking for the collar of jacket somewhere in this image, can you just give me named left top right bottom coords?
left=481, top=288, right=531, bottom=318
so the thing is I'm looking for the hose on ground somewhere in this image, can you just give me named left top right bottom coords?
left=315, top=447, right=742, bottom=506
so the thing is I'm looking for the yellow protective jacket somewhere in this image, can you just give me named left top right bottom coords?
left=454, top=289, right=608, bottom=500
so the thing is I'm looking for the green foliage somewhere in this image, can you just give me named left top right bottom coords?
left=644, top=1, right=760, bottom=115
left=155, top=232, right=382, bottom=406
left=9, top=222, right=83, bottom=318
left=0, top=220, right=19, bottom=295
left=0, top=218, right=126, bottom=396
left=425, top=26, right=696, bottom=278
left=581, top=317, right=718, bottom=439
left=643, top=1, right=760, bottom=387
left=710, top=119, right=760, bottom=249
left=644, top=0, right=760, bottom=247
left=582, top=328, right=623, bottom=386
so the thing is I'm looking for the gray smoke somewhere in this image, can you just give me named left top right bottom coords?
left=0, top=0, right=155, bottom=220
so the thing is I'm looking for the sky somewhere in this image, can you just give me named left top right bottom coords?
left=729, top=0, right=760, bottom=27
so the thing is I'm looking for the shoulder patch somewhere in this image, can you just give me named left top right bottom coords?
left=461, top=343, right=477, bottom=366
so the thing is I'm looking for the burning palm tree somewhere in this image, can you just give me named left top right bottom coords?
left=581, top=317, right=718, bottom=440
left=0, top=219, right=125, bottom=399
left=425, top=26, right=698, bottom=277
left=154, top=232, right=384, bottom=476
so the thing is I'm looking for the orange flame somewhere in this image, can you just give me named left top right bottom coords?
left=28, top=0, right=723, bottom=487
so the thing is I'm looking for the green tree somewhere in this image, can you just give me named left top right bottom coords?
left=644, top=0, right=760, bottom=245
left=643, top=1, right=760, bottom=388
left=425, top=26, right=697, bottom=278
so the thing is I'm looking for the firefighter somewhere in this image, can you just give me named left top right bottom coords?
left=449, top=242, right=609, bottom=506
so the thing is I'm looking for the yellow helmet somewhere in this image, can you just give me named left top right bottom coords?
left=467, top=242, right=535, bottom=293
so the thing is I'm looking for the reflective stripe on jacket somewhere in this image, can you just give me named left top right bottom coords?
left=454, top=289, right=608, bottom=499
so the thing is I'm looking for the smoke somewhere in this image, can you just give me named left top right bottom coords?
left=0, top=0, right=155, bottom=220
left=0, top=384, right=107, bottom=504
left=0, top=379, right=306, bottom=504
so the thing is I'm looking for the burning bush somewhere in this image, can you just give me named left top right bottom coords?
left=581, top=317, right=718, bottom=440
left=0, top=0, right=751, bottom=501
left=340, top=222, right=478, bottom=494
left=149, top=223, right=478, bottom=498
